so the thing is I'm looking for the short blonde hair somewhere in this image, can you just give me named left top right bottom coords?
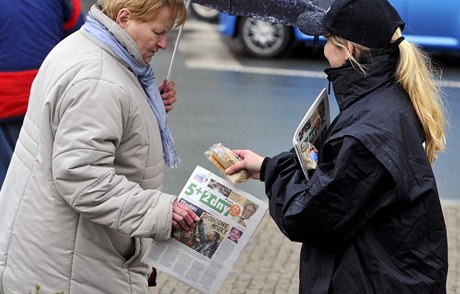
left=97, top=0, right=187, bottom=27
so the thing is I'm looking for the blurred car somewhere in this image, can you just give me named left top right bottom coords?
left=219, top=13, right=325, bottom=58
left=219, top=0, right=460, bottom=58
left=190, top=3, right=219, bottom=22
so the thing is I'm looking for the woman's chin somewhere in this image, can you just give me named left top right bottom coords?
left=144, top=53, right=155, bottom=63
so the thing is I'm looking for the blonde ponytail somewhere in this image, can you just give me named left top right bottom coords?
left=329, top=30, right=447, bottom=164
left=392, top=28, right=447, bottom=163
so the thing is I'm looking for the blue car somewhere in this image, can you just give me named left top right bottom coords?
left=219, top=0, right=460, bottom=58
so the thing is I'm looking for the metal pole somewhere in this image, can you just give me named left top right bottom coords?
left=166, top=0, right=192, bottom=82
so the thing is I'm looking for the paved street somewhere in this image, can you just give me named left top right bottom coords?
left=150, top=205, right=460, bottom=293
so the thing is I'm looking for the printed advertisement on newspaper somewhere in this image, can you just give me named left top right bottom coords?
left=142, top=165, right=268, bottom=294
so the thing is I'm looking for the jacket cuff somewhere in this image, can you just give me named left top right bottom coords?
left=260, top=157, right=270, bottom=182
left=149, top=195, right=177, bottom=240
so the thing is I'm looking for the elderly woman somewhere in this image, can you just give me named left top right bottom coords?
left=0, top=0, right=199, bottom=293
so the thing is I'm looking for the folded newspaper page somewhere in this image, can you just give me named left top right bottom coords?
left=293, top=88, right=330, bottom=180
left=142, top=165, right=268, bottom=293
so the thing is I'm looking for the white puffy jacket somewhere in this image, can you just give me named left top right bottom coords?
left=0, top=6, right=176, bottom=294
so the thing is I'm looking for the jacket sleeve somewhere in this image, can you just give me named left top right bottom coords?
left=263, top=136, right=394, bottom=246
left=51, top=79, right=175, bottom=241
left=192, top=0, right=320, bottom=26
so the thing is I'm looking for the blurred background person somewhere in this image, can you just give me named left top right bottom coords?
left=0, top=0, right=86, bottom=188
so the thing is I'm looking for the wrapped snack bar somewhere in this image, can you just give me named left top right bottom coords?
left=205, top=143, right=249, bottom=183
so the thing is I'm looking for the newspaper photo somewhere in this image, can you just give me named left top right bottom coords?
left=142, top=165, right=268, bottom=294
left=293, top=88, right=330, bottom=180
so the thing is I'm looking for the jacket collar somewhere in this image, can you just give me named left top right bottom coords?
left=325, top=48, right=399, bottom=111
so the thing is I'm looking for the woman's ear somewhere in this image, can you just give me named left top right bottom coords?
left=116, top=8, right=131, bottom=29
left=347, top=42, right=355, bottom=56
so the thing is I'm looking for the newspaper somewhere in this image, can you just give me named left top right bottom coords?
left=142, top=165, right=268, bottom=293
left=292, top=88, right=330, bottom=180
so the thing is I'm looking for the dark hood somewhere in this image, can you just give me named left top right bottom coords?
left=325, top=47, right=400, bottom=111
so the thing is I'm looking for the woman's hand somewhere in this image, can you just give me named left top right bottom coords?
left=159, top=79, right=177, bottom=113
left=225, top=149, right=265, bottom=180
left=172, top=200, right=200, bottom=231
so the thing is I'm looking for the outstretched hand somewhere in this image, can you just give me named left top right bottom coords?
left=225, top=149, right=265, bottom=180
left=172, top=201, right=200, bottom=231
left=159, top=79, right=177, bottom=113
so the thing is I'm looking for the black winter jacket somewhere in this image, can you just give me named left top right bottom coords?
left=261, top=48, right=448, bottom=294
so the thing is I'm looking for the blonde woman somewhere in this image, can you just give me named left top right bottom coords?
left=0, top=0, right=200, bottom=293
left=226, top=0, right=448, bottom=293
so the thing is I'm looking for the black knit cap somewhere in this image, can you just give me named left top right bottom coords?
left=297, top=0, right=405, bottom=49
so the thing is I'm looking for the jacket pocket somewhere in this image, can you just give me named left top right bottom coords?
left=123, top=237, right=141, bottom=268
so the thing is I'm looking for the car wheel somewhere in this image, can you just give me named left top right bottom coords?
left=189, top=3, right=219, bottom=23
left=238, top=17, right=291, bottom=58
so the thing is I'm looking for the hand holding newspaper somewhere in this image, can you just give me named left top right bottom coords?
left=142, top=166, right=267, bottom=294
left=293, top=88, right=330, bottom=180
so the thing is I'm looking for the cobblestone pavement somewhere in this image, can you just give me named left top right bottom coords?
left=149, top=204, right=460, bottom=294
